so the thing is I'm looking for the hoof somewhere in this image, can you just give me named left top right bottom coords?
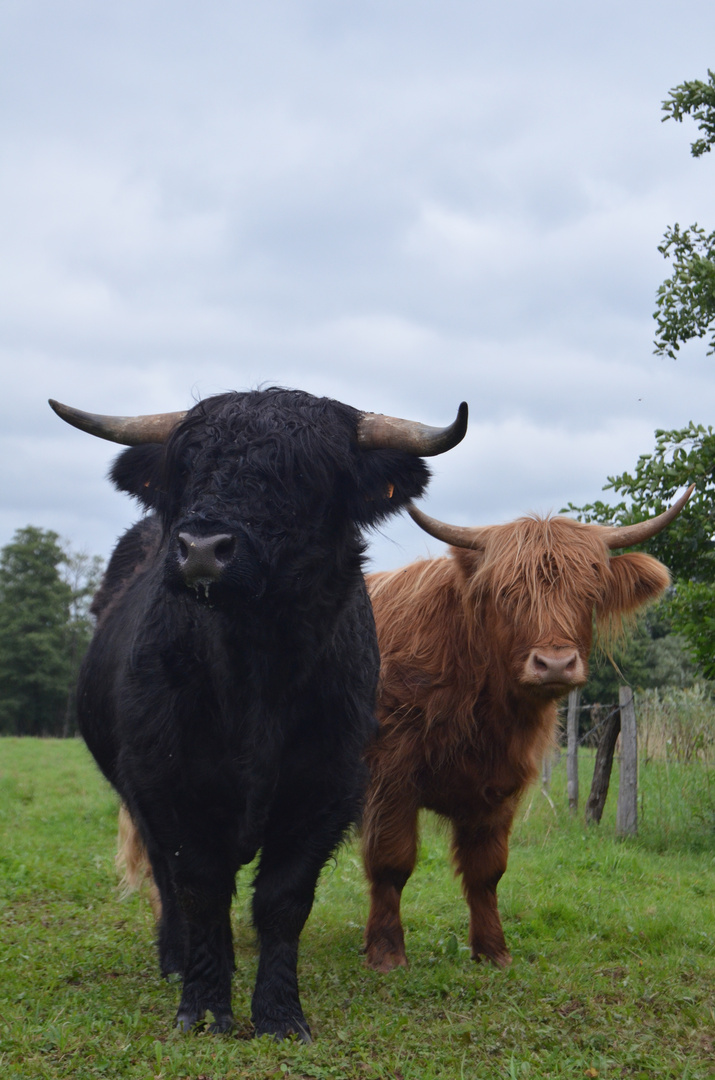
left=471, top=948, right=512, bottom=969
left=208, top=1012, right=235, bottom=1034
left=175, top=1008, right=235, bottom=1034
left=253, top=1015, right=312, bottom=1043
left=364, top=945, right=409, bottom=973
left=175, top=1009, right=204, bottom=1032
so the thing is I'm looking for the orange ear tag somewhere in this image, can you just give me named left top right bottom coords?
left=386, top=483, right=394, bottom=498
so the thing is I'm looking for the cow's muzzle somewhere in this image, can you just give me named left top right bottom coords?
left=176, top=531, right=237, bottom=586
left=171, top=529, right=264, bottom=601
left=523, top=647, right=585, bottom=690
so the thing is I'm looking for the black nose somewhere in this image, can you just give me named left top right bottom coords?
left=176, top=531, right=237, bottom=584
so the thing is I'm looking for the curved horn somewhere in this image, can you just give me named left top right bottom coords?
left=410, top=484, right=696, bottom=553
left=407, top=502, right=489, bottom=549
left=600, top=484, right=695, bottom=550
left=357, top=401, right=468, bottom=456
left=48, top=399, right=187, bottom=445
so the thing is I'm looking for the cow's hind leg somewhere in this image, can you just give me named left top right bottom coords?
left=118, top=807, right=186, bottom=978
left=361, top=789, right=419, bottom=972
left=250, top=859, right=313, bottom=1042
left=451, top=818, right=511, bottom=969
left=148, top=849, right=186, bottom=979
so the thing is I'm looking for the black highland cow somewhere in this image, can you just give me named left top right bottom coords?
left=50, top=388, right=467, bottom=1040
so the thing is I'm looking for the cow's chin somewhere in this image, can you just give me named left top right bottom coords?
left=164, top=559, right=266, bottom=606
left=165, top=575, right=267, bottom=611
left=519, top=678, right=585, bottom=702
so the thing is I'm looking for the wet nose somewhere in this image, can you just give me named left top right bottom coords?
left=176, top=531, right=236, bottom=584
left=526, top=649, right=581, bottom=683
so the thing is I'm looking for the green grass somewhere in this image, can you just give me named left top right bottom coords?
left=1, top=738, right=714, bottom=1079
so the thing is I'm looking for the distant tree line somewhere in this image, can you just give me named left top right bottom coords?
left=0, top=499, right=710, bottom=738
left=0, top=526, right=103, bottom=736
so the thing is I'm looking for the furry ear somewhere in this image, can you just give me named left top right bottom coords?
left=109, top=445, right=166, bottom=510
left=348, top=449, right=431, bottom=526
left=598, top=552, right=671, bottom=619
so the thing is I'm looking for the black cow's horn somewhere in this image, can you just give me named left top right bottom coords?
left=600, top=485, right=694, bottom=550
left=357, top=401, right=468, bottom=456
left=49, top=397, right=469, bottom=455
left=48, top=399, right=187, bottom=445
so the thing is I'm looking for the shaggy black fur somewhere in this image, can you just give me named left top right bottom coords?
left=78, top=388, right=431, bottom=1040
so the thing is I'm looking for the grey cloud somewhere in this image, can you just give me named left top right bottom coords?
left=1, top=0, right=714, bottom=571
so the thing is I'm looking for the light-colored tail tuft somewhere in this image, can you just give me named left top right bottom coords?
left=116, top=803, right=162, bottom=920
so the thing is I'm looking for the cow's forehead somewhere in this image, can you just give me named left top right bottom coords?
left=467, top=516, right=609, bottom=614
left=184, top=389, right=353, bottom=432
left=486, top=516, right=608, bottom=568
left=170, top=392, right=357, bottom=465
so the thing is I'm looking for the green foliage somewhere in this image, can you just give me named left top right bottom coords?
left=565, top=423, right=715, bottom=690
left=61, top=548, right=104, bottom=737
left=0, top=528, right=73, bottom=736
left=0, top=528, right=103, bottom=736
left=1, top=737, right=715, bottom=1079
left=583, top=615, right=700, bottom=706
left=655, top=70, right=715, bottom=358
left=565, top=422, right=715, bottom=583
left=669, top=580, right=715, bottom=678
left=661, top=68, right=715, bottom=158
left=654, top=223, right=715, bottom=358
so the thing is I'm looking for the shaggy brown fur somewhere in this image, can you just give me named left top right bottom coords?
left=362, top=515, right=671, bottom=972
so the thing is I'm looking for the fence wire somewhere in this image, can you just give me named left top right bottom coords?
left=557, top=701, right=620, bottom=748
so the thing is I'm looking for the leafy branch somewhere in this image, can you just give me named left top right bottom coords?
left=661, top=68, right=715, bottom=157
left=655, top=71, right=715, bottom=358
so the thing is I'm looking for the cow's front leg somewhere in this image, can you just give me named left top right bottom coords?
left=250, top=837, right=323, bottom=1042
left=250, top=785, right=361, bottom=1042
left=172, top=873, right=236, bottom=1033
left=361, top=787, right=419, bottom=972
left=451, top=818, right=512, bottom=969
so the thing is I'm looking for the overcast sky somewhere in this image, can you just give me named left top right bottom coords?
left=1, top=1, right=713, bottom=573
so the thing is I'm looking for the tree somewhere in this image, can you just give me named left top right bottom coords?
left=565, top=422, right=715, bottom=578
left=0, top=527, right=103, bottom=736
left=661, top=69, right=715, bottom=159
left=564, top=424, right=715, bottom=680
left=61, top=548, right=104, bottom=736
left=0, top=527, right=73, bottom=735
left=654, top=70, right=715, bottom=358
left=583, top=602, right=700, bottom=705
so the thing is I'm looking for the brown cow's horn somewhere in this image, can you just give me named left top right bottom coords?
left=407, top=502, right=488, bottom=549
left=357, top=401, right=468, bottom=456
left=48, top=399, right=187, bottom=445
left=409, top=483, right=695, bottom=552
left=600, top=484, right=695, bottom=550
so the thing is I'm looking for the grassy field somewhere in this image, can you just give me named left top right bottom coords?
left=1, top=737, right=714, bottom=1080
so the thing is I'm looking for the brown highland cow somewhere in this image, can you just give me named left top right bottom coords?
left=361, top=490, right=692, bottom=972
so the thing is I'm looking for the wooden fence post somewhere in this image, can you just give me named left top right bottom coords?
left=616, top=685, right=638, bottom=836
left=566, top=688, right=581, bottom=814
left=584, top=704, right=621, bottom=825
